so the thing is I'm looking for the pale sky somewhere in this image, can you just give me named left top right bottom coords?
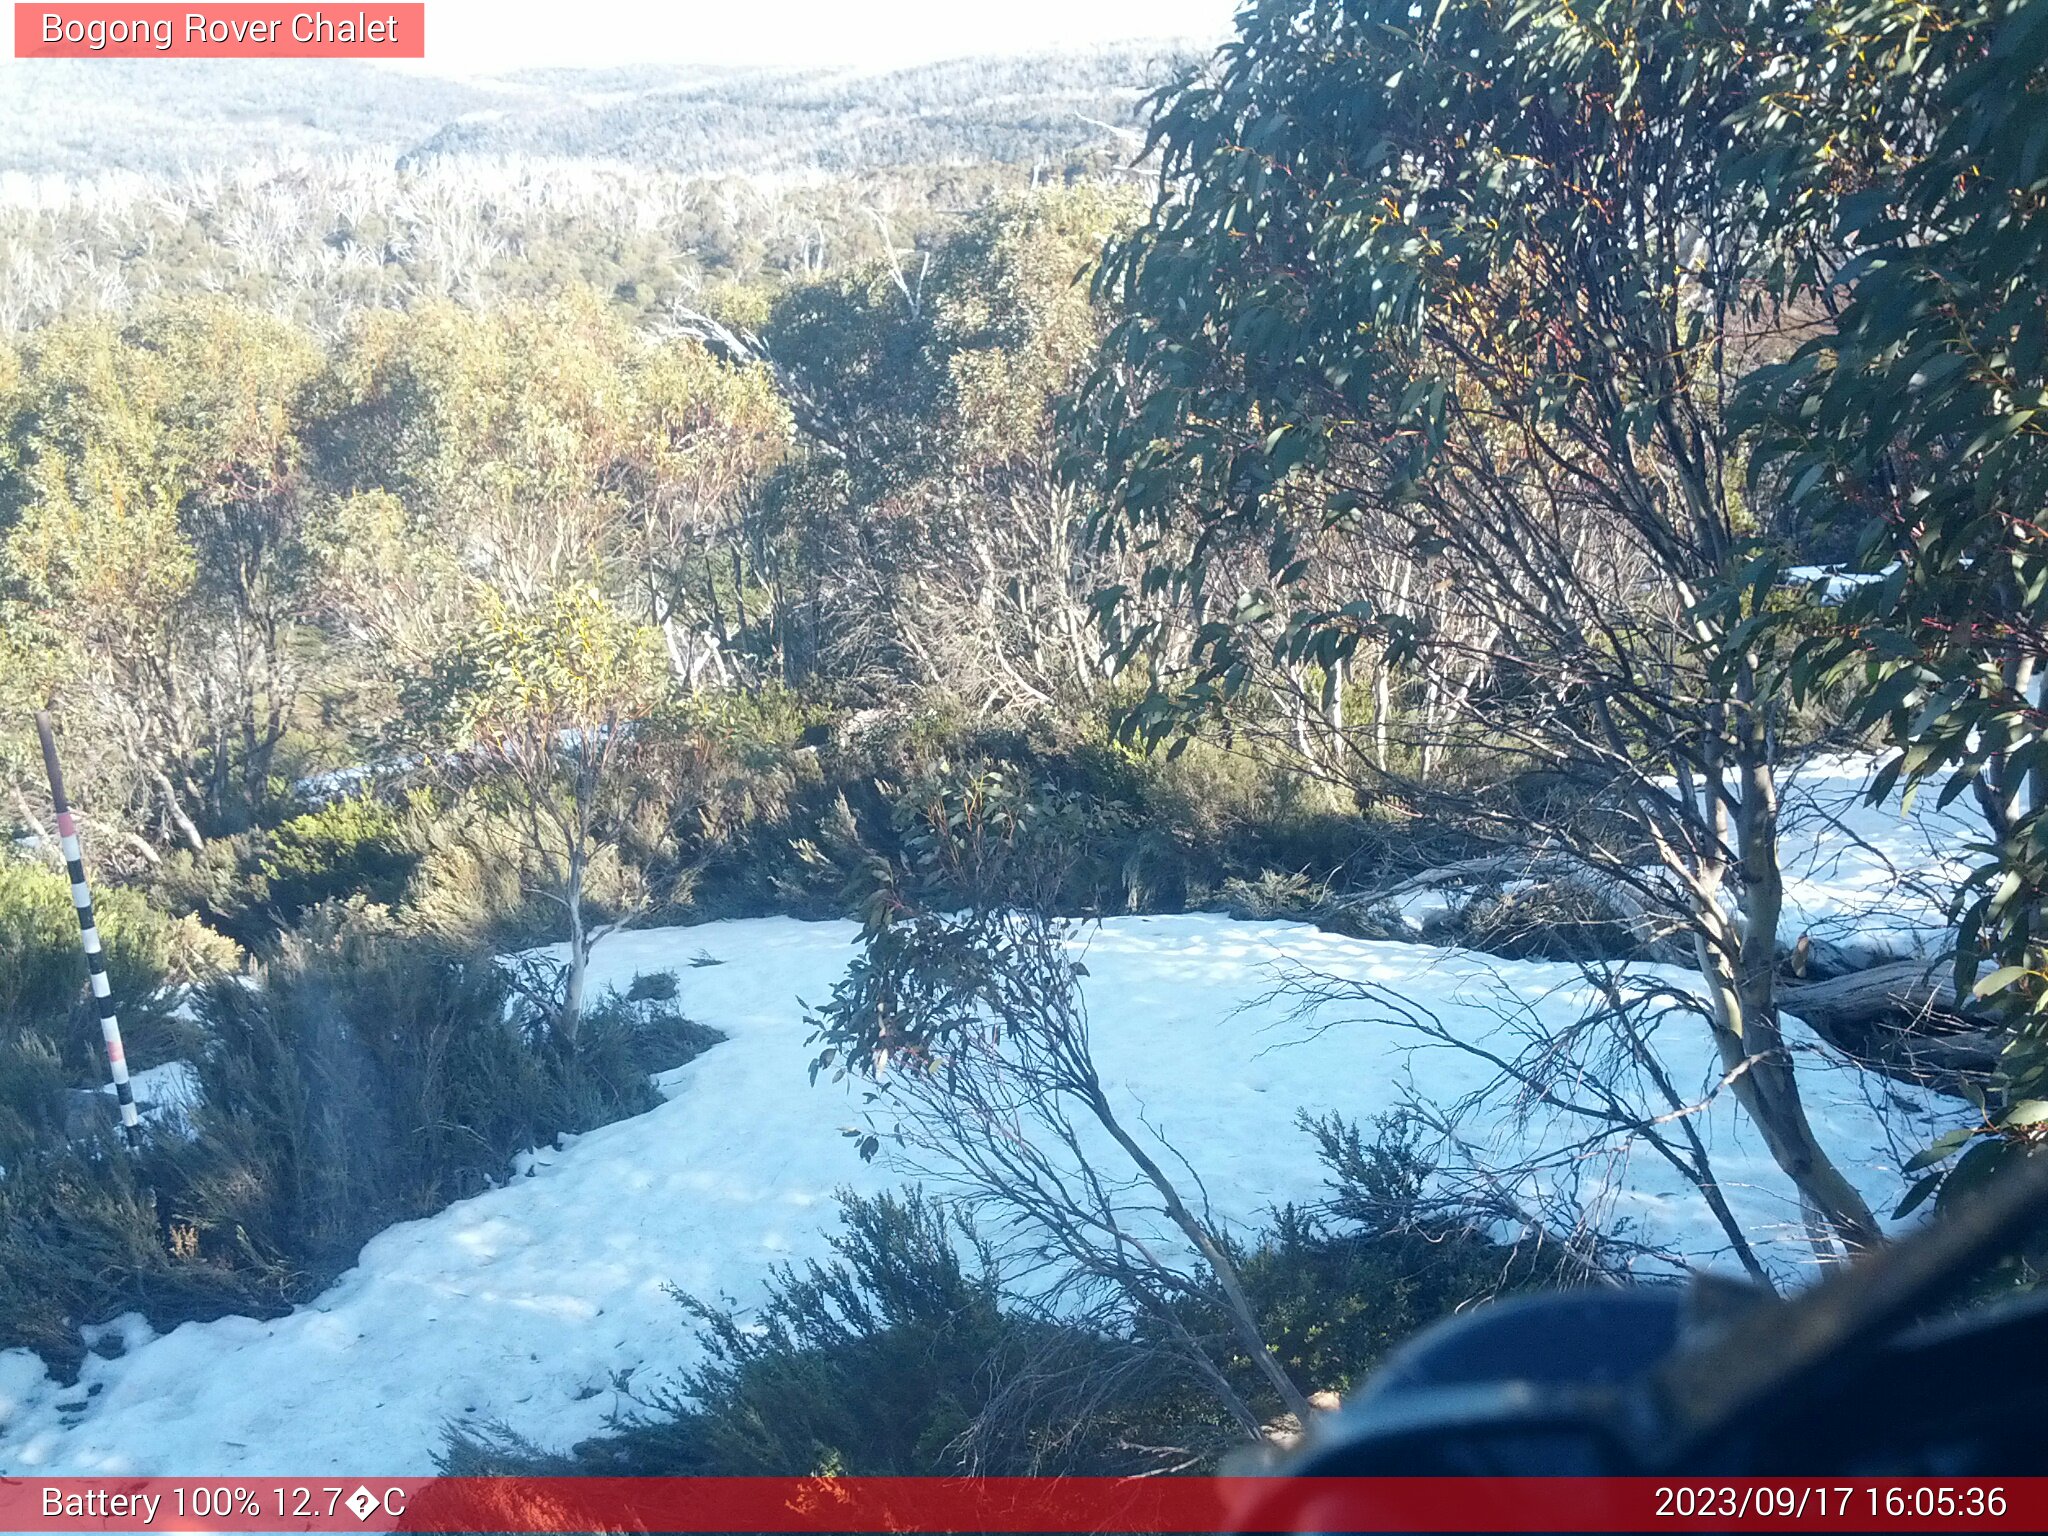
left=407, top=0, right=1241, bottom=74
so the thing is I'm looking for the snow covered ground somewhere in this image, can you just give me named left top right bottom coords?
left=0, top=913, right=1959, bottom=1477
left=1374, top=754, right=1979, bottom=961
left=1778, top=756, right=1980, bottom=972
left=1780, top=565, right=1895, bottom=605
left=101, top=1061, right=201, bottom=1132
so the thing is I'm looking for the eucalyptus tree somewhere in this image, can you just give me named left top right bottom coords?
left=317, top=293, right=634, bottom=614
left=0, top=300, right=327, bottom=851
left=1746, top=0, right=2048, bottom=1205
left=906, top=186, right=1142, bottom=709
left=741, top=187, right=1142, bottom=706
left=619, top=338, right=791, bottom=691
left=414, top=582, right=670, bottom=1043
left=1075, top=0, right=1902, bottom=1253
left=320, top=291, right=791, bottom=695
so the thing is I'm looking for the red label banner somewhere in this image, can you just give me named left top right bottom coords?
left=14, top=4, right=425, bottom=58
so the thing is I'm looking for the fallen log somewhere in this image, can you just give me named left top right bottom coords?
left=1342, top=854, right=2005, bottom=1096
left=1337, top=850, right=1693, bottom=962
left=1781, top=959, right=2006, bottom=1086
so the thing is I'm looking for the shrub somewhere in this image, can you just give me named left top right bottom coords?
left=454, top=1127, right=1564, bottom=1481
left=0, top=1029, right=68, bottom=1168
left=150, top=792, right=425, bottom=949
left=1215, top=1207, right=1564, bottom=1402
left=145, top=838, right=248, bottom=938
left=272, top=697, right=1431, bottom=939
left=626, top=970, right=679, bottom=1002
left=588, top=701, right=1409, bottom=927
left=161, top=932, right=718, bottom=1282
left=160, top=938, right=551, bottom=1280
left=539, top=990, right=722, bottom=1131
left=0, top=920, right=723, bottom=1372
left=400, top=792, right=650, bottom=951
left=0, top=1137, right=257, bottom=1380
left=257, top=793, right=418, bottom=922
left=0, top=855, right=231, bottom=1081
left=1216, top=870, right=1332, bottom=922
left=446, top=1189, right=1182, bottom=1478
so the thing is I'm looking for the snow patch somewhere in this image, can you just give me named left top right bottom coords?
left=102, top=1062, right=202, bottom=1134
left=1777, top=756, right=1978, bottom=973
left=1781, top=565, right=1894, bottom=605
left=0, top=915, right=1958, bottom=1477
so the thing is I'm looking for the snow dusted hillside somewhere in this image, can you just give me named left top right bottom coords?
left=0, top=907, right=1959, bottom=1476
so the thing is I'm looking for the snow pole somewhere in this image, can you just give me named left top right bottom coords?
left=35, top=710, right=140, bottom=1146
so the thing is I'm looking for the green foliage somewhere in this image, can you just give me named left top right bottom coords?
left=0, top=1140, right=252, bottom=1378
left=763, top=183, right=1140, bottom=479
left=256, top=794, right=419, bottom=922
left=548, top=696, right=1381, bottom=929
left=487, top=1190, right=1090, bottom=1477
left=454, top=1122, right=1556, bottom=1478
left=160, top=929, right=717, bottom=1275
left=325, top=294, right=633, bottom=525
left=17, top=12, right=2023, bottom=1412
left=763, top=264, right=946, bottom=489
left=149, top=793, right=423, bottom=947
left=398, top=801, right=573, bottom=949
left=1746, top=0, right=2048, bottom=1186
left=1, top=301, right=331, bottom=839
left=396, top=775, right=665, bottom=953
left=447, top=1187, right=1199, bottom=1477
left=0, top=855, right=230, bottom=1079
left=1216, top=869, right=1332, bottom=922
left=1223, top=1207, right=1550, bottom=1401
left=626, top=969, right=680, bottom=1002
left=1077, top=0, right=1823, bottom=721
left=421, top=584, right=669, bottom=750
left=1226, top=1112, right=1571, bottom=1396
left=406, top=581, right=679, bottom=1039
left=546, top=989, right=724, bottom=1127
left=166, top=940, right=554, bottom=1276
left=0, top=1029, right=69, bottom=1168
left=0, top=917, right=721, bottom=1370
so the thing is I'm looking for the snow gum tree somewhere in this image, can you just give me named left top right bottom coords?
left=1746, top=0, right=2048, bottom=1209
left=1074, top=0, right=1903, bottom=1254
left=0, top=300, right=328, bottom=854
left=808, top=768, right=1319, bottom=1438
left=320, top=293, right=790, bottom=694
left=713, top=186, right=1145, bottom=705
left=415, top=582, right=669, bottom=1043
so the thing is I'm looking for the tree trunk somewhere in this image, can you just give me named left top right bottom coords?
left=1088, top=1084, right=1316, bottom=1428
left=560, top=846, right=587, bottom=1046
left=1372, top=661, right=1392, bottom=771
left=11, top=783, right=58, bottom=869
left=1701, top=753, right=1884, bottom=1257
left=144, top=761, right=207, bottom=854
left=1321, top=655, right=1346, bottom=765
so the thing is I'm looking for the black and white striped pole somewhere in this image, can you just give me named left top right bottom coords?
left=35, top=711, right=140, bottom=1146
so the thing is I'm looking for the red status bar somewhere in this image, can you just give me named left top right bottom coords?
left=5, top=1476, right=2042, bottom=1532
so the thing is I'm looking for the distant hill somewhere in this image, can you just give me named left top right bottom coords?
left=0, top=47, right=1191, bottom=180
left=401, top=49, right=1187, bottom=173
left=0, top=60, right=505, bottom=176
